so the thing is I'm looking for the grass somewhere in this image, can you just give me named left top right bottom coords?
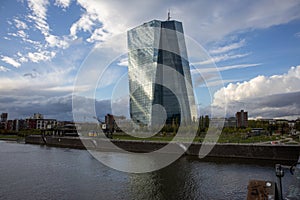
left=218, top=134, right=278, bottom=144
left=112, top=133, right=280, bottom=144
left=1, top=130, right=296, bottom=145
left=113, top=134, right=174, bottom=142
left=0, top=135, right=23, bottom=140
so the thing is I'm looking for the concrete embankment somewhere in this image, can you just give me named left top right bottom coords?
left=25, top=135, right=300, bottom=162
left=0, top=137, right=24, bottom=143
left=25, top=135, right=86, bottom=149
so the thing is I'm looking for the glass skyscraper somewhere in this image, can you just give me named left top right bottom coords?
left=127, top=19, right=197, bottom=126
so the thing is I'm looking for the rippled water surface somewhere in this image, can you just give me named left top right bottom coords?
left=0, top=141, right=299, bottom=200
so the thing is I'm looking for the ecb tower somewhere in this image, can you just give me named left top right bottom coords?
left=127, top=19, right=197, bottom=126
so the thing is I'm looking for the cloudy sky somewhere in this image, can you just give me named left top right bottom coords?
left=0, top=0, right=300, bottom=120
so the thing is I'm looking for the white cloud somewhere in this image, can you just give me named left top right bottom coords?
left=70, top=12, right=99, bottom=39
left=5, top=0, right=300, bottom=67
left=54, top=0, right=71, bottom=8
left=7, top=1, right=72, bottom=57
left=22, top=38, right=43, bottom=49
left=70, top=0, right=300, bottom=44
left=295, top=32, right=300, bottom=38
left=13, top=18, right=28, bottom=29
left=27, top=51, right=56, bottom=63
left=75, top=0, right=128, bottom=36
left=192, top=63, right=261, bottom=74
left=16, top=52, right=28, bottom=63
left=42, top=85, right=74, bottom=92
left=27, top=0, right=49, bottom=36
left=199, top=66, right=300, bottom=118
left=212, top=65, right=300, bottom=108
left=209, top=39, right=246, bottom=54
left=45, top=35, right=69, bottom=49
left=0, top=66, right=73, bottom=92
left=18, top=57, right=29, bottom=63
left=7, top=30, right=29, bottom=40
left=217, top=63, right=261, bottom=71
left=1, top=0, right=300, bottom=120
left=1, top=56, right=21, bottom=68
left=192, top=63, right=261, bottom=87
left=201, top=79, right=240, bottom=88
left=86, top=28, right=110, bottom=43
left=26, top=0, right=71, bottom=61
left=182, top=1, right=300, bottom=43
left=0, top=66, right=11, bottom=72
left=117, top=57, right=128, bottom=67
left=7, top=32, right=18, bottom=37
left=202, top=91, right=300, bottom=119
left=192, top=53, right=250, bottom=65
left=17, top=30, right=27, bottom=38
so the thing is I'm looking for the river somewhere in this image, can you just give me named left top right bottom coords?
left=0, top=140, right=299, bottom=200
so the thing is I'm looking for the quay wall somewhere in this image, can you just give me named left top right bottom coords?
left=25, top=135, right=86, bottom=149
left=25, top=135, right=300, bottom=162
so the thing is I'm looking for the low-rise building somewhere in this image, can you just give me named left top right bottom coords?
left=32, top=113, right=43, bottom=119
left=249, top=128, right=266, bottom=136
left=42, top=123, right=78, bottom=137
left=26, top=119, right=37, bottom=129
left=287, top=120, right=295, bottom=128
left=5, top=119, right=27, bottom=131
left=36, top=119, right=57, bottom=130
left=1, top=113, right=8, bottom=122
left=0, top=113, right=8, bottom=130
left=0, top=122, right=6, bottom=130
left=275, top=119, right=288, bottom=125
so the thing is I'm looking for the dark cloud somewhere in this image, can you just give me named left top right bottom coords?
left=23, top=73, right=37, bottom=78
left=0, top=96, right=19, bottom=103
left=258, top=92, right=300, bottom=108
left=0, top=94, right=113, bottom=121
left=23, top=68, right=40, bottom=78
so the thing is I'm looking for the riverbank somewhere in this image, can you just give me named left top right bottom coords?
left=25, top=135, right=300, bottom=163
left=0, top=135, right=24, bottom=142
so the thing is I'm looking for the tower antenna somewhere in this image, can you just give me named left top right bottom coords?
left=167, top=9, right=171, bottom=21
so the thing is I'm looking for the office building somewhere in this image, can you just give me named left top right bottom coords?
left=127, top=19, right=196, bottom=126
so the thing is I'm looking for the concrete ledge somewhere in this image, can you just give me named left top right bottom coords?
left=25, top=135, right=300, bottom=162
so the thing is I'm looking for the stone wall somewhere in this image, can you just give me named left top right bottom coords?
left=25, top=135, right=300, bottom=162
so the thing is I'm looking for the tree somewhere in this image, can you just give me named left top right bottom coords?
left=295, top=119, right=300, bottom=131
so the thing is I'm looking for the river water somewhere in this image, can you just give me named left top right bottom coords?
left=0, top=140, right=299, bottom=200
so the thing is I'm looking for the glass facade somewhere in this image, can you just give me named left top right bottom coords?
left=127, top=20, right=196, bottom=126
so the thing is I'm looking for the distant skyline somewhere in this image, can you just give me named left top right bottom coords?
left=0, top=0, right=300, bottom=120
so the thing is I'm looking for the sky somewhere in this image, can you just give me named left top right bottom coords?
left=0, top=0, right=300, bottom=121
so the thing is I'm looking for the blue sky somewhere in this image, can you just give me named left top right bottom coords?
left=0, top=0, right=300, bottom=120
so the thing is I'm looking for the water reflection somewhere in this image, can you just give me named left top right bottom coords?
left=0, top=141, right=299, bottom=200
